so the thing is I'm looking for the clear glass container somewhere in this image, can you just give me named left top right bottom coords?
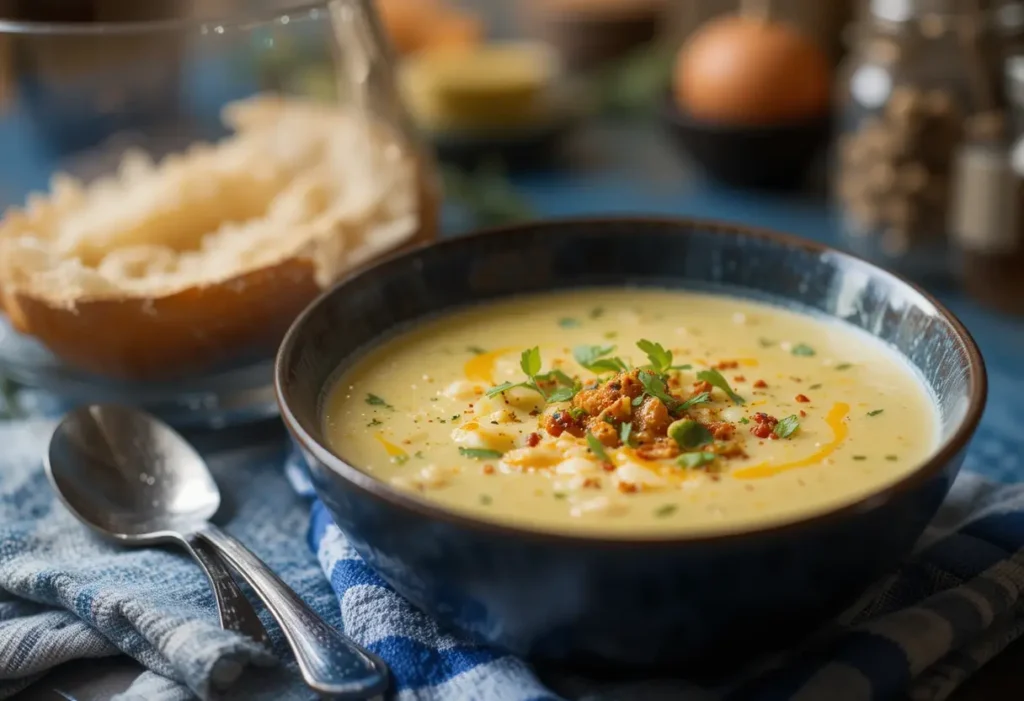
left=0, top=0, right=439, bottom=426
left=834, top=0, right=996, bottom=282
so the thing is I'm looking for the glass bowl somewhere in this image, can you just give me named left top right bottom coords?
left=0, top=0, right=439, bottom=427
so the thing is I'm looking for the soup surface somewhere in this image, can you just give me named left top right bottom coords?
left=322, top=289, right=939, bottom=535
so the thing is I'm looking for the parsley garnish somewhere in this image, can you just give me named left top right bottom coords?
left=668, top=419, right=713, bottom=449
left=459, top=447, right=505, bottom=460
left=486, top=347, right=579, bottom=403
left=479, top=494, right=493, bottom=505
left=467, top=346, right=487, bottom=355
left=619, top=422, right=635, bottom=447
left=791, top=344, right=816, bottom=357
left=637, top=339, right=673, bottom=373
left=696, top=368, right=745, bottom=404
left=867, top=409, right=884, bottom=417
left=677, top=451, right=717, bottom=469
left=773, top=415, right=800, bottom=438
left=586, top=431, right=612, bottom=464
left=573, top=345, right=629, bottom=374
left=366, top=393, right=392, bottom=409
left=558, top=317, right=581, bottom=329
left=654, top=504, right=678, bottom=518
left=677, top=391, right=711, bottom=411
left=638, top=370, right=681, bottom=410
left=366, top=418, right=383, bottom=427
left=392, top=454, right=409, bottom=465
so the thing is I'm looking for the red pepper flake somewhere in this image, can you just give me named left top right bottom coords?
left=602, top=462, right=616, bottom=472
left=482, top=464, right=496, bottom=475
left=617, top=482, right=638, bottom=493
left=799, top=410, right=807, bottom=417
left=529, top=409, right=540, bottom=417
left=753, top=379, right=768, bottom=388
left=750, top=412, right=779, bottom=439
left=582, top=477, right=602, bottom=489
left=716, top=360, right=739, bottom=370
left=733, top=375, right=746, bottom=383
left=526, top=432, right=541, bottom=447
left=693, top=380, right=713, bottom=394
left=795, top=394, right=811, bottom=403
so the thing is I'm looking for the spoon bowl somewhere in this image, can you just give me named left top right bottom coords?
left=48, top=404, right=221, bottom=541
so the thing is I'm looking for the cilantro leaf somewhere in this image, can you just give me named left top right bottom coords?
left=459, top=447, right=505, bottom=460
left=867, top=409, right=884, bottom=417
left=637, top=370, right=680, bottom=410
left=773, top=415, right=800, bottom=438
left=619, top=421, right=635, bottom=447
left=677, top=391, right=711, bottom=411
left=654, top=504, right=677, bottom=518
left=696, top=368, right=745, bottom=404
left=677, top=451, right=717, bottom=469
left=636, top=339, right=672, bottom=373
left=573, top=345, right=628, bottom=374
left=558, top=317, right=581, bottom=329
left=791, top=343, right=816, bottom=357
left=485, top=381, right=521, bottom=398
left=668, top=419, right=713, bottom=449
left=586, top=432, right=612, bottom=463
left=520, top=347, right=542, bottom=377
left=546, top=386, right=577, bottom=403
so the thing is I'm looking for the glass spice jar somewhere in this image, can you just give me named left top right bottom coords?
left=950, top=59, right=1024, bottom=314
left=834, top=0, right=998, bottom=283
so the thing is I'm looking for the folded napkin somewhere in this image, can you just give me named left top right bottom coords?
left=3, top=364, right=1024, bottom=701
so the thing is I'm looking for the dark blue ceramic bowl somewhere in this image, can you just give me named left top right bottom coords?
left=275, top=217, right=985, bottom=674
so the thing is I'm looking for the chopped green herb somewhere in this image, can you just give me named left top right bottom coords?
left=459, top=447, right=505, bottom=460
left=414, top=451, right=425, bottom=459
left=590, top=307, right=605, bottom=319
left=668, top=419, right=713, bottom=449
left=636, top=339, right=673, bottom=374
left=677, top=391, right=711, bottom=411
left=758, top=338, right=775, bottom=348
left=573, top=344, right=629, bottom=374
left=568, top=407, right=588, bottom=421
left=867, top=409, right=884, bottom=417
left=835, top=363, right=853, bottom=371
left=366, top=393, right=393, bottom=409
left=677, top=451, right=717, bottom=469
left=654, top=504, right=678, bottom=518
left=485, top=381, right=518, bottom=398
left=586, top=432, right=612, bottom=463
left=853, top=455, right=867, bottom=461
left=479, top=494, right=493, bottom=506
left=521, top=346, right=542, bottom=377
left=619, top=422, right=635, bottom=447
left=885, top=455, right=899, bottom=461
left=809, top=384, right=822, bottom=390
left=791, top=343, right=816, bottom=357
left=773, top=415, right=800, bottom=439
left=696, top=368, right=745, bottom=404
left=439, top=419, right=447, bottom=424
left=467, top=346, right=487, bottom=355
left=553, top=492, right=568, bottom=500
left=392, top=454, right=409, bottom=465
left=451, top=414, right=461, bottom=421
left=544, top=387, right=575, bottom=403
left=604, top=331, right=618, bottom=339
left=670, top=364, right=693, bottom=371
left=367, top=418, right=383, bottom=427
left=739, top=416, right=750, bottom=424
left=638, top=370, right=681, bottom=410
left=558, top=317, right=581, bottom=329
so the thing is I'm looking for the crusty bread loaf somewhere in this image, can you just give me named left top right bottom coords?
left=0, top=95, right=436, bottom=380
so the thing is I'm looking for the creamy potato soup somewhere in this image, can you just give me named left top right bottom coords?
left=322, top=290, right=939, bottom=535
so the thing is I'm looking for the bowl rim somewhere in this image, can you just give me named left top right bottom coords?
left=275, top=215, right=987, bottom=546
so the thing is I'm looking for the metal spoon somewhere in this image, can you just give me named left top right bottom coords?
left=46, top=404, right=389, bottom=699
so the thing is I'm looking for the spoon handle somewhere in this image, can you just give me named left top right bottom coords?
left=182, top=533, right=271, bottom=646
left=195, top=523, right=388, bottom=699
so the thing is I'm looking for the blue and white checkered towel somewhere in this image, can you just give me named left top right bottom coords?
left=3, top=366, right=1024, bottom=700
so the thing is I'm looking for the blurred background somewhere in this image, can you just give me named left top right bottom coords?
left=1, top=0, right=1023, bottom=420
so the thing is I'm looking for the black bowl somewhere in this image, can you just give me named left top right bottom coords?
left=662, top=97, right=831, bottom=191
left=276, top=217, right=985, bottom=674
